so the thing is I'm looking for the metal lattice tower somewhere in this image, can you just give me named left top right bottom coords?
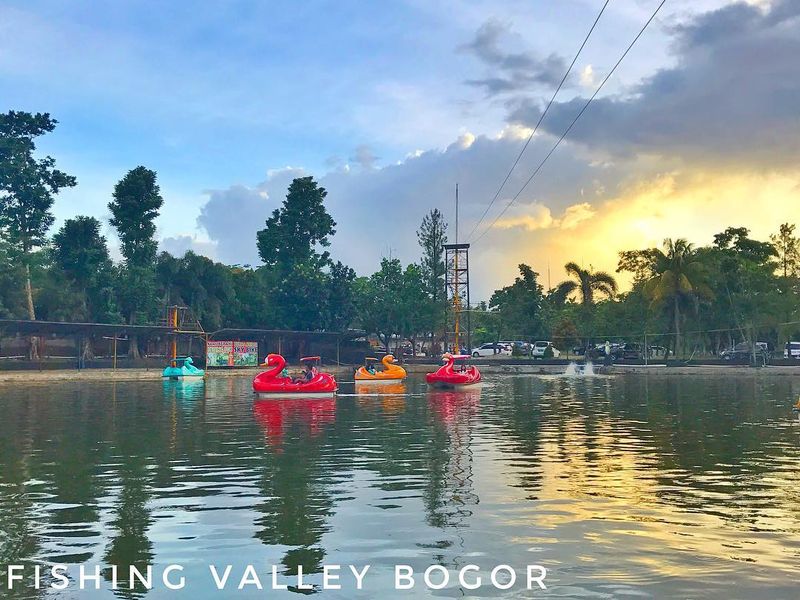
left=444, top=243, right=471, bottom=353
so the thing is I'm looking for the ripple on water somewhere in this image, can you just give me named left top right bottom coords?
left=0, top=373, right=799, bottom=597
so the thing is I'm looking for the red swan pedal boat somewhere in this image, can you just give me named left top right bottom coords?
left=426, top=353, right=482, bottom=388
left=253, top=354, right=338, bottom=398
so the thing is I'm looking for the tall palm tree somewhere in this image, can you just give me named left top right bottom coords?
left=644, top=238, right=712, bottom=355
left=555, top=262, right=618, bottom=306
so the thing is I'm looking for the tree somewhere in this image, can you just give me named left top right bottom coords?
left=398, top=263, right=437, bottom=353
left=257, top=176, right=335, bottom=272
left=256, top=176, right=338, bottom=329
left=713, top=226, right=776, bottom=265
left=416, top=209, right=448, bottom=300
left=617, top=249, right=660, bottom=284
left=643, top=238, right=712, bottom=355
left=355, top=258, right=433, bottom=351
left=0, top=236, right=26, bottom=318
left=416, top=209, right=449, bottom=352
left=109, top=166, right=164, bottom=356
left=155, top=251, right=182, bottom=307
left=52, top=216, right=118, bottom=321
left=225, top=266, right=273, bottom=329
left=171, top=251, right=235, bottom=331
left=0, top=111, right=76, bottom=320
left=709, top=227, right=782, bottom=350
left=770, top=223, right=800, bottom=278
left=489, top=264, right=546, bottom=340
left=554, top=262, right=617, bottom=307
left=324, top=261, right=357, bottom=331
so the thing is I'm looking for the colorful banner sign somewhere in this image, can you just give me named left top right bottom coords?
left=206, top=340, right=259, bottom=367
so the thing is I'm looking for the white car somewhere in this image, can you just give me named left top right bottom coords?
left=531, top=341, right=561, bottom=359
left=471, top=343, right=512, bottom=357
left=784, top=341, right=800, bottom=359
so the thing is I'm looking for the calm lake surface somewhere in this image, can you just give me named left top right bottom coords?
left=1, top=372, right=799, bottom=598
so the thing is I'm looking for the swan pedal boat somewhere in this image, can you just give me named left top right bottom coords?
left=354, top=354, right=407, bottom=383
left=162, top=356, right=205, bottom=379
left=426, top=353, right=482, bottom=389
left=253, top=354, right=338, bottom=398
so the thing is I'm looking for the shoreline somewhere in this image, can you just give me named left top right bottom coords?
left=2, top=364, right=799, bottom=385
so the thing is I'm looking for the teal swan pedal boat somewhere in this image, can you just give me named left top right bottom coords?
left=162, top=356, right=205, bottom=379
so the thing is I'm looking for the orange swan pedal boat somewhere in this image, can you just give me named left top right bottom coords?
left=253, top=354, right=338, bottom=398
left=426, top=353, right=482, bottom=389
left=354, top=354, right=407, bottom=383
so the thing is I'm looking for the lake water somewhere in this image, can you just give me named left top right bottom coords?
left=1, top=372, right=799, bottom=598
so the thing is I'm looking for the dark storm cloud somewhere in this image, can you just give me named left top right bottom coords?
left=462, top=18, right=568, bottom=96
left=507, top=0, right=800, bottom=167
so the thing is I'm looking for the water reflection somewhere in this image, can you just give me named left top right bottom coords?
left=253, top=398, right=336, bottom=449
left=251, top=398, right=337, bottom=580
left=354, top=382, right=406, bottom=417
left=424, top=388, right=480, bottom=567
left=161, top=378, right=206, bottom=404
left=0, top=374, right=799, bottom=597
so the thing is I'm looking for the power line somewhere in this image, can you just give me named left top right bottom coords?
left=472, top=0, right=667, bottom=244
left=466, top=0, right=611, bottom=242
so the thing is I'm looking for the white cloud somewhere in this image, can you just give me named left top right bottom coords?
left=493, top=201, right=596, bottom=232
left=579, top=64, right=596, bottom=88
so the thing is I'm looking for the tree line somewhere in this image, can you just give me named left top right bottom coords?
left=476, top=226, right=800, bottom=356
left=2, top=111, right=799, bottom=359
left=0, top=111, right=452, bottom=357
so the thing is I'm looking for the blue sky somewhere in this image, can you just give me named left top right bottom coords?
left=2, top=0, right=797, bottom=298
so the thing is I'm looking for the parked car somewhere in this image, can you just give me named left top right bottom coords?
left=613, top=342, right=644, bottom=360
left=720, top=342, right=770, bottom=362
left=471, top=343, right=511, bottom=357
left=531, top=341, right=561, bottom=359
left=648, top=345, right=671, bottom=358
left=784, top=341, right=800, bottom=359
left=500, top=340, right=530, bottom=354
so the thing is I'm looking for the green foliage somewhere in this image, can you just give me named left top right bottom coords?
left=52, top=216, right=119, bottom=322
left=550, top=316, right=580, bottom=350
left=617, top=248, right=660, bottom=283
left=640, top=239, right=711, bottom=352
left=0, top=111, right=76, bottom=318
left=1, top=110, right=797, bottom=357
left=255, top=176, right=340, bottom=330
left=355, top=258, right=404, bottom=348
left=155, top=251, right=235, bottom=331
left=470, top=302, right=501, bottom=345
left=489, top=264, right=546, bottom=339
left=0, top=237, right=25, bottom=318
left=555, top=262, right=617, bottom=307
left=109, top=167, right=164, bottom=325
left=109, top=167, right=163, bottom=268
left=257, top=176, right=335, bottom=272
left=770, top=223, right=800, bottom=278
left=355, top=258, right=435, bottom=349
left=325, top=261, right=357, bottom=332
left=226, top=266, right=273, bottom=328
left=416, top=209, right=448, bottom=301
left=704, top=227, right=784, bottom=342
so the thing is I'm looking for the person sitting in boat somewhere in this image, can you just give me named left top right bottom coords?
left=293, top=363, right=315, bottom=383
